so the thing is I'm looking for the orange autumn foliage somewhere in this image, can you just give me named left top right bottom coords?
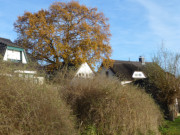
left=14, top=1, right=112, bottom=68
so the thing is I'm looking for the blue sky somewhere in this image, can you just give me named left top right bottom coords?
left=0, top=0, right=180, bottom=62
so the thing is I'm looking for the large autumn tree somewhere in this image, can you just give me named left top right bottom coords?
left=14, top=1, right=112, bottom=68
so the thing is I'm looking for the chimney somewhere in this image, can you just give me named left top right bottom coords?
left=139, top=56, right=145, bottom=65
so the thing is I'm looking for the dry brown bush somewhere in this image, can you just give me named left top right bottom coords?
left=0, top=75, right=77, bottom=134
left=61, top=76, right=163, bottom=135
left=48, top=66, right=76, bottom=86
left=0, top=59, right=163, bottom=135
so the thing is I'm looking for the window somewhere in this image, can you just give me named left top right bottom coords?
left=132, top=71, right=146, bottom=79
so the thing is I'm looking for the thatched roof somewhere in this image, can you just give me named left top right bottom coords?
left=104, top=60, right=150, bottom=80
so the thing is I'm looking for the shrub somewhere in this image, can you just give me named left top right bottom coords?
left=0, top=76, right=77, bottom=135
left=62, top=76, right=163, bottom=135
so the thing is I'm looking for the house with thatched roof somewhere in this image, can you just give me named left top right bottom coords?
left=99, top=56, right=147, bottom=85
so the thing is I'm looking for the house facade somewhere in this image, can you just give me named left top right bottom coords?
left=0, top=37, right=44, bottom=84
left=0, top=37, right=27, bottom=63
left=75, top=62, right=94, bottom=78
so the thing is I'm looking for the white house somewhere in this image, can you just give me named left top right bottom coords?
left=0, top=37, right=44, bottom=84
left=75, top=62, right=94, bottom=78
left=0, top=37, right=28, bottom=63
left=44, top=62, right=94, bottom=80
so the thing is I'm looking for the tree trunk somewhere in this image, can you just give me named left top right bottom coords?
left=168, top=104, right=175, bottom=121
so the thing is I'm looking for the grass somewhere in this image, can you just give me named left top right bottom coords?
left=160, top=116, right=180, bottom=135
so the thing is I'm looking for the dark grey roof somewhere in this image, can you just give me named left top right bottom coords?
left=0, top=37, right=12, bottom=43
left=105, top=60, right=151, bottom=80
left=0, top=37, right=23, bottom=48
left=0, top=37, right=24, bottom=57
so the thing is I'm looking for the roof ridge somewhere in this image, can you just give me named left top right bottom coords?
left=0, top=37, right=12, bottom=43
left=0, top=37, right=23, bottom=48
left=114, top=60, right=140, bottom=63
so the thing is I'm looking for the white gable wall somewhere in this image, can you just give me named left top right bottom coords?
left=3, top=49, right=27, bottom=64
left=22, top=52, right=27, bottom=64
left=99, top=67, right=115, bottom=78
left=6, top=50, right=21, bottom=60
left=3, top=50, right=20, bottom=60
left=75, top=62, right=94, bottom=78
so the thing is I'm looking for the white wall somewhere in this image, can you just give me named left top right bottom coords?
left=3, top=49, right=21, bottom=60
left=121, top=81, right=132, bottom=85
left=99, top=67, right=115, bottom=78
left=15, top=70, right=44, bottom=85
left=3, top=49, right=27, bottom=64
left=22, top=52, right=27, bottom=64
left=75, top=62, right=94, bottom=78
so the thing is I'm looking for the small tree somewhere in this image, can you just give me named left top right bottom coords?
left=152, top=45, right=180, bottom=76
left=14, top=1, right=112, bottom=69
left=143, top=63, right=179, bottom=120
left=137, top=46, right=180, bottom=121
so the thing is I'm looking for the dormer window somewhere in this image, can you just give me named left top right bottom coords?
left=132, top=71, right=146, bottom=79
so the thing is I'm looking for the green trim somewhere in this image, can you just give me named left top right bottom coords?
left=7, top=46, right=24, bottom=51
